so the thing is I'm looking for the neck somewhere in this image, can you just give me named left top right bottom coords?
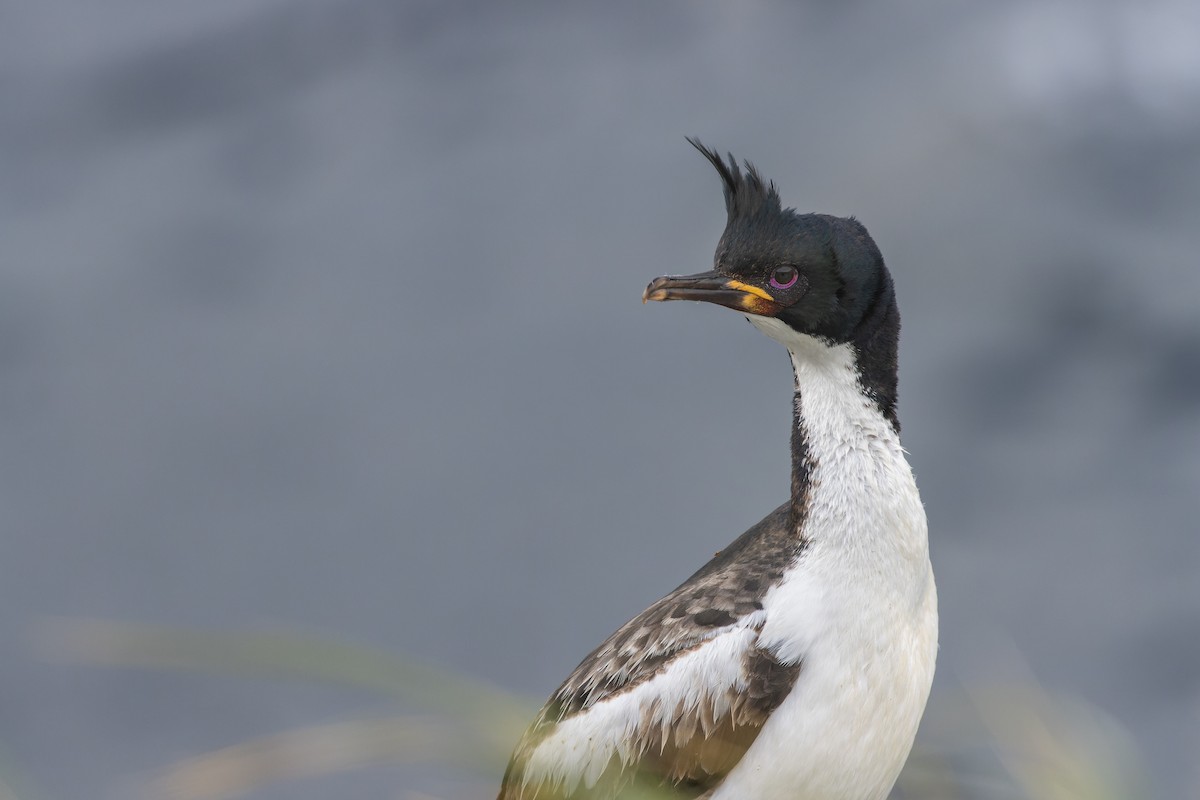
left=789, top=384, right=813, bottom=532
left=785, top=337, right=905, bottom=537
left=848, top=270, right=901, bottom=433
left=745, top=310, right=904, bottom=536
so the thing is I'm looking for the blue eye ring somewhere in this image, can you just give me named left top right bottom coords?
left=770, top=266, right=798, bottom=290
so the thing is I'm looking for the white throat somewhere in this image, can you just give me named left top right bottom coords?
left=745, top=315, right=918, bottom=550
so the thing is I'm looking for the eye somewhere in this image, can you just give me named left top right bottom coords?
left=769, top=266, right=798, bottom=290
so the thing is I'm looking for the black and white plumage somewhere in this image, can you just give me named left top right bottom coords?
left=499, top=141, right=938, bottom=800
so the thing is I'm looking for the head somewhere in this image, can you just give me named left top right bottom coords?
left=645, top=139, right=902, bottom=428
left=645, top=139, right=895, bottom=351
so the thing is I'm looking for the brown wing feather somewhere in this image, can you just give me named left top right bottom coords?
left=499, top=503, right=806, bottom=800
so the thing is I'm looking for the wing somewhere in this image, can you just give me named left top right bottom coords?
left=499, top=503, right=806, bottom=800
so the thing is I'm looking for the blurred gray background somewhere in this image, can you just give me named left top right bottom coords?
left=2, top=1, right=1198, bottom=798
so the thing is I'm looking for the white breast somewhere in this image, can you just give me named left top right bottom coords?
left=721, top=321, right=939, bottom=800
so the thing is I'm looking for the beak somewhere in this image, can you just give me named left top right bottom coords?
left=642, top=270, right=783, bottom=316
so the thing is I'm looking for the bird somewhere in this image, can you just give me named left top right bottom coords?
left=497, top=139, right=938, bottom=800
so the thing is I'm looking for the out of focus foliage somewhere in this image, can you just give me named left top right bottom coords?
left=40, top=619, right=1144, bottom=800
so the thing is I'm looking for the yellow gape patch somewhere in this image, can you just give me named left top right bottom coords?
left=724, top=279, right=774, bottom=302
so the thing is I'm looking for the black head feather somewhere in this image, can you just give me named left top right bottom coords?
left=685, top=138, right=903, bottom=430
left=685, top=138, right=891, bottom=342
left=686, top=137, right=783, bottom=224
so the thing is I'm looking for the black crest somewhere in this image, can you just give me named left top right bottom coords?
left=686, top=137, right=785, bottom=225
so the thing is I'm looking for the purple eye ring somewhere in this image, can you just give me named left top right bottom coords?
left=769, top=266, right=799, bottom=290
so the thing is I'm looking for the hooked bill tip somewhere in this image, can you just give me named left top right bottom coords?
left=642, top=283, right=668, bottom=303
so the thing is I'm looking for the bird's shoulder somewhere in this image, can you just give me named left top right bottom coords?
left=551, top=502, right=801, bottom=718
left=500, top=502, right=806, bottom=799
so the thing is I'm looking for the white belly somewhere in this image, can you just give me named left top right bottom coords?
left=714, top=554, right=938, bottom=800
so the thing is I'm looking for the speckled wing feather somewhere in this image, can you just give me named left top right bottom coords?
left=499, top=503, right=806, bottom=800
